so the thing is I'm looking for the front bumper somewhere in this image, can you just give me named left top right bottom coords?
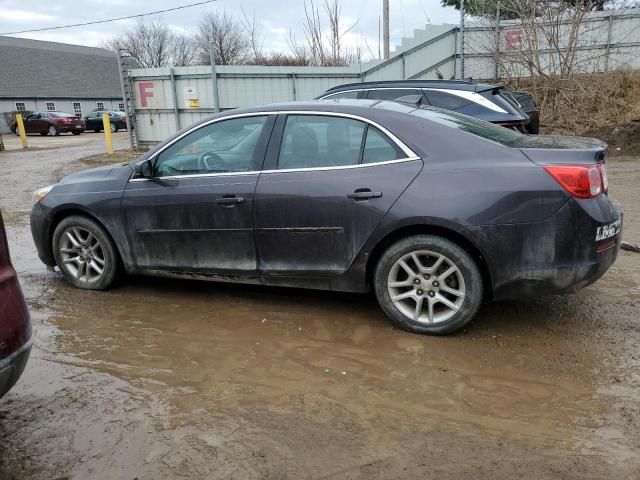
left=462, top=196, right=623, bottom=301
left=0, top=339, right=31, bottom=399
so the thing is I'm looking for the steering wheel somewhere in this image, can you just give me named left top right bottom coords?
left=198, top=152, right=225, bottom=172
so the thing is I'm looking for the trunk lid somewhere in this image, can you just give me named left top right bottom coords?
left=518, top=135, right=607, bottom=165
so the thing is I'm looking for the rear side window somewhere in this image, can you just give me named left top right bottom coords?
left=277, top=115, right=407, bottom=169
left=323, top=90, right=360, bottom=100
left=423, top=90, right=471, bottom=110
left=362, top=127, right=404, bottom=164
left=366, top=88, right=422, bottom=101
left=278, top=115, right=365, bottom=169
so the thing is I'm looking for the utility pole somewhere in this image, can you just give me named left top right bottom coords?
left=383, top=0, right=390, bottom=59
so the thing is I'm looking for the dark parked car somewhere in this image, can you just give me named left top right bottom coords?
left=0, top=211, right=32, bottom=398
left=13, top=111, right=85, bottom=136
left=85, top=111, right=129, bottom=133
left=30, top=100, right=622, bottom=335
left=503, top=91, right=540, bottom=134
left=317, top=80, right=531, bottom=132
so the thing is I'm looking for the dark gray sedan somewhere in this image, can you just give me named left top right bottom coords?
left=30, top=100, right=622, bottom=335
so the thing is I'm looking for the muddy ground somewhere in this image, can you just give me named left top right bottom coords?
left=0, top=134, right=639, bottom=479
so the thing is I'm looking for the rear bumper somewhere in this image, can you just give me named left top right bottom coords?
left=0, top=339, right=31, bottom=399
left=462, top=196, right=623, bottom=301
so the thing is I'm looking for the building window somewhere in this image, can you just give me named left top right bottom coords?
left=45, top=102, right=56, bottom=111
left=73, top=102, right=82, bottom=117
left=15, top=102, right=26, bottom=112
left=118, top=102, right=125, bottom=111
left=96, top=101, right=105, bottom=110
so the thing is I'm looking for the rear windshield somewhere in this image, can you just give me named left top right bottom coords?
left=409, top=107, right=524, bottom=147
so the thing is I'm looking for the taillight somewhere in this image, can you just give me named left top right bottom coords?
left=598, top=163, right=608, bottom=193
left=544, top=165, right=603, bottom=199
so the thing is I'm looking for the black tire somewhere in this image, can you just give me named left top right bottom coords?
left=110, top=123, right=118, bottom=133
left=72, top=131, right=81, bottom=135
left=52, top=215, right=120, bottom=290
left=94, top=128, right=101, bottom=133
left=373, top=235, right=483, bottom=335
left=48, top=125, right=59, bottom=136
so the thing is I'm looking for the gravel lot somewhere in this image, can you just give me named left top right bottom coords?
left=0, top=133, right=639, bottom=479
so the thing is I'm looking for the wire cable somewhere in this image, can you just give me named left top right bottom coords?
left=0, top=0, right=218, bottom=35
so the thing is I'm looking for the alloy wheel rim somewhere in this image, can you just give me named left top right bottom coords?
left=59, top=226, right=106, bottom=283
left=110, top=124, right=116, bottom=132
left=48, top=126, right=56, bottom=135
left=387, top=250, right=465, bottom=324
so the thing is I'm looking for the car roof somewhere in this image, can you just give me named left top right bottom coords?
left=322, top=79, right=500, bottom=94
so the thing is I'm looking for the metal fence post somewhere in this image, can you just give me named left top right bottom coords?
left=605, top=15, right=613, bottom=72
left=291, top=73, right=297, bottom=100
left=170, top=68, right=181, bottom=131
left=459, top=0, right=465, bottom=79
left=116, top=49, right=135, bottom=151
left=494, top=1, right=501, bottom=80
left=210, top=44, right=220, bottom=113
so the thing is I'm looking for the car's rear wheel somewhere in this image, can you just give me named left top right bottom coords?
left=110, top=123, right=117, bottom=133
left=373, top=235, right=483, bottom=335
left=72, top=131, right=81, bottom=135
left=94, top=128, right=101, bottom=133
left=52, top=215, right=119, bottom=290
left=48, top=125, right=59, bottom=136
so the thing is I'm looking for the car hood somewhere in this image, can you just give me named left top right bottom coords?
left=58, top=163, right=133, bottom=184
left=518, top=135, right=607, bottom=165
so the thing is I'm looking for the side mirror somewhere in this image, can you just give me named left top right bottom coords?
left=134, top=159, right=154, bottom=178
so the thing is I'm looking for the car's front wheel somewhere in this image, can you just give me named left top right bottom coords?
left=374, top=235, right=483, bottom=335
left=52, top=215, right=120, bottom=290
left=48, top=125, right=59, bottom=136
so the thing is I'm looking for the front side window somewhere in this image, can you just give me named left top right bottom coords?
left=45, top=102, right=55, bottom=111
left=154, top=115, right=269, bottom=177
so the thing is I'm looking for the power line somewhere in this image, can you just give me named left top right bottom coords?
left=0, top=0, right=218, bottom=35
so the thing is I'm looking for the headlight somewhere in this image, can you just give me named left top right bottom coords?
left=33, top=185, right=54, bottom=204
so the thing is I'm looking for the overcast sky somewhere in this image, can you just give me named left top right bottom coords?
left=0, top=0, right=460, bottom=58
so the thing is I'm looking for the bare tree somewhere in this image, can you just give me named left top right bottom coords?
left=240, top=7, right=264, bottom=62
left=102, top=18, right=195, bottom=68
left=194, top=11, right=250, bottom=65
left=288, top=0, right=361, bottom=67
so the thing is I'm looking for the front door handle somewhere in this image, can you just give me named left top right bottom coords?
left=216, top=195, right=245, bottom=206
left=347, top=188, right=382, bottom=201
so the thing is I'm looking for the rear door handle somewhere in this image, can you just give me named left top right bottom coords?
left=347, top=188, right=382, bottom=201
left=216, top=195, right=245, bottom=206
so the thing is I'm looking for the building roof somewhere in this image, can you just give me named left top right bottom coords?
left=0, top=36, right=124, bottom=99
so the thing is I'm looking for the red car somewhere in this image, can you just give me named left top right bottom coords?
left=0, top=211, right=31, bottom=398
left=13, top=111, right=85, bottom=136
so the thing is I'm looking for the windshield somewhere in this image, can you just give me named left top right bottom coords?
left=410, top=107, right=524, bottom=147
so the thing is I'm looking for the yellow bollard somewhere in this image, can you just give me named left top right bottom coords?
left=15, top=114, right=28, bottom=149
left=102, top=112, right=114, bottom=155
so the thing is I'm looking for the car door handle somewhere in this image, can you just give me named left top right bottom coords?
left=347, top=188, right=382, bottom=201
left=216, top=195, right=245, bottom=206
